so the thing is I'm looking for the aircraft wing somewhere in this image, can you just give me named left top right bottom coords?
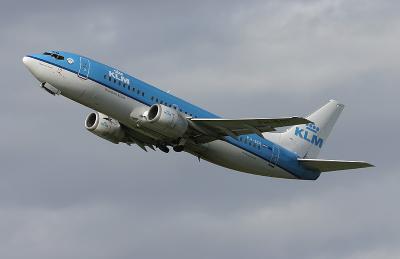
left=189, top=117, right=310, bottom=140
left=298, top=159, right=374, bottom=172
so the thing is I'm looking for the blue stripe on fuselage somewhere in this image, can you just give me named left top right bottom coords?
left=27, top=52, right=320, bottom=180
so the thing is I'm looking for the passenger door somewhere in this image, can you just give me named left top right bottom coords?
left=269, top=145, right=280, bottom=167
left=78, top=57, right=90, bottom=79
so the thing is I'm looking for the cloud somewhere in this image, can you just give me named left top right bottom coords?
left=1, top=168, right=398, bottom=259
left=0, top=0, right=398, bottom=258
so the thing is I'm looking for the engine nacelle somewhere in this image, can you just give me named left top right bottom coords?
left=85, top=112, right=125, bottom=144
left=143, top=104, right=188, bottom=139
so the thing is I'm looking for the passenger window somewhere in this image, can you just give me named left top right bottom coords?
left=104, top=74, right=107, bottom=79
left=142, top=92, right=144, bottom=97
left=108, top=76, right=111, bottom=81
left=113, top=78, right=116, bottom=83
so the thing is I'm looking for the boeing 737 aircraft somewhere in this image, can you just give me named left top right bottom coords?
left=23, top=51, right=373, bottom=180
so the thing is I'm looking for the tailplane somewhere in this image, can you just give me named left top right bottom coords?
left=276, top=100, right=344, bottom=158
left=298, top=159, right=374, bottom=172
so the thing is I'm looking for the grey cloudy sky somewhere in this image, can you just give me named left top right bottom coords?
left=0, top=0, right=399, bottom=258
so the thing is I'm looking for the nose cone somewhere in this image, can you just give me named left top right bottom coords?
left=22, top=56, right=29, bottom=65
left=23, top=55, right=44, bottom=83
left=22, top=56, right=34, bottom=71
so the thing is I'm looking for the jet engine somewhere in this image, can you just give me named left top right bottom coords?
left=143, top=104, right=188, bottom=139
left=85, top=112, right=125, bottom=144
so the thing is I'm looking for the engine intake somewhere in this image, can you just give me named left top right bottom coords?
left=85, top=112, right=125, bottom=144
left=143, top=104, right=188, bottom=139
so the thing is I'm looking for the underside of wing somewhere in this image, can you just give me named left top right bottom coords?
left=298, top=159, right=374, bottom=172
left=121, top=124, right=158, bottom=151
left=189, top=117, right=310, bottom=141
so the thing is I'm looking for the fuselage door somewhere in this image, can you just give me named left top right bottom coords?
left=78, top=57, right=90, bottom=79
left=269, top=145, right=280, bottom=167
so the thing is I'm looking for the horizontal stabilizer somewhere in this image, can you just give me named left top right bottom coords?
left=298, top=158, right=374, bottom=172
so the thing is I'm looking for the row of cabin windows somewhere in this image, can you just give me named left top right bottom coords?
left=239, top=136, right=262, bottom=150
left=104, top=74, right=145, bottom=97
left=150, top=96, right=196, bottom=117
left=104, top=74, right=197, bottom=118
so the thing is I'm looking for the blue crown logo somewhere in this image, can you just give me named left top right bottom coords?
left=306, top=123, right=320, bottom=134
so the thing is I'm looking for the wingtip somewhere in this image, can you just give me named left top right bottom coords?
left=358, top=162, right=375, bottom=169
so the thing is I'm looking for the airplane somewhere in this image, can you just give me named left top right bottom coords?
left=23, top=51, right=374, bottom=180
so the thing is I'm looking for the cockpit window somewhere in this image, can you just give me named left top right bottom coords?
left=42, top=52, right=64, bottom=60
left=54, top=54, right=64, bottom=60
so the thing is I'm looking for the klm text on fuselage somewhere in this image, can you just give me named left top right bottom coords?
left=295, top=127, right=324, bottom=148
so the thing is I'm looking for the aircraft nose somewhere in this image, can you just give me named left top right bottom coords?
left=23, top=55, right=43, bottom=82
left=23, top=56, right=38, bottom=75
left=22, top=56, right=32, bottom=67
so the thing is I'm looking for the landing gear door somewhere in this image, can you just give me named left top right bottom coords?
left=78, top=57, right=90, bottom=79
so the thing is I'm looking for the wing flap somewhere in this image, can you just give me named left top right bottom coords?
left=298, top=159, right=374, bottom=172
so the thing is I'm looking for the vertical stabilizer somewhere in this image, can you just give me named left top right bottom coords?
left=275, top=100, right=344, bottom=158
